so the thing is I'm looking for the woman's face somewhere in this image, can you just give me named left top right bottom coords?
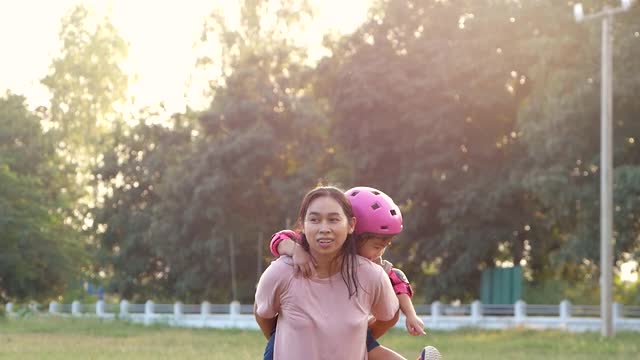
left=303, top=196, right=355, bottom=257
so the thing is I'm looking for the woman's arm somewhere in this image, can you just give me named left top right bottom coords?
left=255, top=260, right=284, bottom=339
left=254, top=307, right=277, bottom=340
left=398, top=294, right=425, bottom=335
left=369, top=310, right=400, bottom=339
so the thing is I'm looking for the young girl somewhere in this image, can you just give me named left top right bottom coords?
left=267, top=186, right=441, bottom=360
left=255, top=186, right=400, bottom=360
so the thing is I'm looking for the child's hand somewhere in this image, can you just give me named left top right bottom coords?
left=405, top=314, right=426, bottom=336
left=293, top=244, right=317, bottom=278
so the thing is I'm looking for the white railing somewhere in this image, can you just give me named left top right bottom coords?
left=5, top=299, right=640, bottom=332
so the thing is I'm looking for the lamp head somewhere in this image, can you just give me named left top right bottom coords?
left=574, top=3, right=584, bottom=22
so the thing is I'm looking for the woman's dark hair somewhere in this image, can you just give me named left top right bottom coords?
left=295, top=186, right=360, bottom=298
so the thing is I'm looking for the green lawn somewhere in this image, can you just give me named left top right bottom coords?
left=1, top=316, right=638, bottom=359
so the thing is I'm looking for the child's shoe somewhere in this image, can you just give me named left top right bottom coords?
left=419, top=345, right=442, bottom=360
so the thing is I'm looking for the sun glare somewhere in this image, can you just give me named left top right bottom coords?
left=621, top=261, right=638, bottom=283
left=0, top=0, right=372, bottom=114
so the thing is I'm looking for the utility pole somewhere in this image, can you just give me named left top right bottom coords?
left=257, top=232, right=263, bottom=282
left=573, top=0, right=634, bottom=337
left=229, top=235, right=237, bottom=301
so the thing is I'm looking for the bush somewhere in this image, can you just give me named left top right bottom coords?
left=615, top=276, right=640, bottom=305
left=524, top=274, right=640, bottom=305
left=522, top=278, right=599, bottom=305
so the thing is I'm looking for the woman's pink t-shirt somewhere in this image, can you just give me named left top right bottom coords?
left=255, top=255, right=399, bottom=360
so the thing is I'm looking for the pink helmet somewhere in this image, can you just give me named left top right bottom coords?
left=345, top=186, right=403, bottom=236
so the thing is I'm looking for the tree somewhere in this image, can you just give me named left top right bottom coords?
left=40, top=4, right=131, bottom=297
left=148, top=0, right=332, bottom=302
left=318, top=0, right=544, bottom=300
left=41, top=4, right=130, bottom=240
left=0, top=93, right=84, bottom=302
left=92, top=109, right=194, bottom=301
left=42, top=4, right=128, bottom=156
left=516, top=0, right=640, bottom=288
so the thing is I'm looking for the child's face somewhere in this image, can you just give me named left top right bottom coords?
left=358, top=237, right=391, bottom=261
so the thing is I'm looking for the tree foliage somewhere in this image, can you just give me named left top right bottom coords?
left=5, top=0, right=640, bottom=303
left=318, top=0, right=640, bottom=300
left=89, top=0, right=640, bottom=302
left=42, top=4, right=128, bottom=155
left=0, top=93, right=84, bottom=302
left=92, top=110, right=194, bottom=301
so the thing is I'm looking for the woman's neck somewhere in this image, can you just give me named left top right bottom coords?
left=311, top=251, right=342, bottom=278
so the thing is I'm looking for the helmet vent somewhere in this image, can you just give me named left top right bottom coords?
left=390, top=209, right=397, bottom=216
left=380, top=225, right=389, bottom=230
left=350, top=191, right=360, bottom=196
left=371, top=190, right=380, bottom=195
left=371, top=202, right=381, bottom=210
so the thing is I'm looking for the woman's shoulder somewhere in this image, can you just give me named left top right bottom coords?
left=269, top=256, right=295, bottom=271
left=262, top=256, right=296, bottom=278
left=258, top=256, right=296, bottom=290
left=355, top=255, right=386, bottom=276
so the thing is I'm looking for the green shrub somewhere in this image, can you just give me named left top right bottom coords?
left=524, top=274, right=639, bottom=305
left=522, top=278, right=599, bottom=305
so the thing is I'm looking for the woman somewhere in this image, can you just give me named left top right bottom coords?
left=266, top=186, right=441, bottom=360
left=254, top=186, right=400, bottom=359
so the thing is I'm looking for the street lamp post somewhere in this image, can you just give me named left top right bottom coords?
left=573, top=0, right=633, bottom=338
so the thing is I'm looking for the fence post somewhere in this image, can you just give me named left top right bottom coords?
left=471, top=300, right=483, bottom=324
left=230, top=300, right=241, bottom=317
left=6, top=302, right=13, bottom=314
left=514, top=300, right=526, bottom=326
left=144, top=300, right=154, bottom=325
left=49, top=301, right=59, bottom=314
left=431, top=301, right=441, bottom=328
left=200, top=301, right=211, bottom=324
left=559, top=300, right=571, bottom=329
left=71, top=300, right=81, bottom=316
left=174, top=302, right=183, bottom=319
left=120, top=300, right=129, bottom=319
left=96, top=300, right=105, bottom=317
left=613, top=302, right=622, bottom=331
left=229, top=300, right=241, bottom=327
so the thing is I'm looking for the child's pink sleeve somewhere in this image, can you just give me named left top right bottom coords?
left=269, top=229, right=301, bottom=257
left=388, top=268, right=414, bottom=298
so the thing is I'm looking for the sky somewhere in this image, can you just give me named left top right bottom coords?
left=0, top=0, right=372, bottom=114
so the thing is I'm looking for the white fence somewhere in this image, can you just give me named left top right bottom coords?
left=5, top=300, right=640, bottom=332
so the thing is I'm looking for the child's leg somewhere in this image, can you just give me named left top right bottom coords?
left=366, top=328, right=407, bottom=360
left=368, top=345, right=442, bottom=360
left=368, top=345, right=407, bottom=360
left=263, top=327, right=276, bottom=360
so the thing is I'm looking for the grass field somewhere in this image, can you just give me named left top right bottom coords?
left=1, top=316, right=638, bottom=359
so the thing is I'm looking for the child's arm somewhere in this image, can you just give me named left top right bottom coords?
left=398, top=294, right=425, bottom=336
left=269, top=230, right=299, bottom=257
left=388, top=268, right=425, bottom=336
left=275, top=237, right=297, bottom=256
left=269, top=230, right=316, bottom=277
